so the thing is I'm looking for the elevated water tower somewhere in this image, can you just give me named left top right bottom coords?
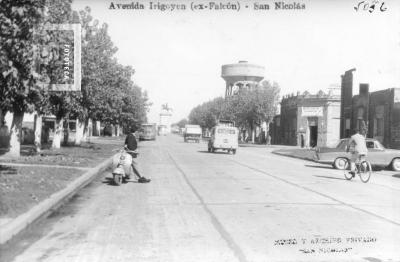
left=221, top=61, right=265, bottom=97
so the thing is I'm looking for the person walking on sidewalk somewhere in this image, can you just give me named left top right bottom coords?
left=124, top=127, right=151, bottom=183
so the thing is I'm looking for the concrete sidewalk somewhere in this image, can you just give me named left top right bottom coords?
left=0, top=156, right=113, bottom=245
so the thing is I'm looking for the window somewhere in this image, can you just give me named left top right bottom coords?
left=374, top=141, right=385, bottom=150
left=373, top=105, right=384, bottom=137
left=217, top=128, right=235, bottom=134
left=276, top=118, right=280, bottom=127
left=345, top=119, right=351, bottom=129
left=336, top=140, right=348, bottom=150
left=366, top=141, right=375, bottom=149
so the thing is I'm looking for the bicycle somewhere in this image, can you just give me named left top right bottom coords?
left=343, top=154, right=372, bottom=183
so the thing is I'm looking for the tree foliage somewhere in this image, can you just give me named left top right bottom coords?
left=174, top=118, right=188, bottom=128
left=189, top=81, right=280, bottom=132
left=0, top=0, right=46, bottom=115
left=0, top=1, right=151, bottom=154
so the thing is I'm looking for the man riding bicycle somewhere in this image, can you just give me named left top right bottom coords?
left=347, top=127, right=368, bottom=177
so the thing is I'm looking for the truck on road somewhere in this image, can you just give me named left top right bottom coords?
left=184, top=125, right=202, bottom=143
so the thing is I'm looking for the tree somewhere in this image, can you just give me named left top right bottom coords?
left=188, top=81, right=280, bottom=143
left=226, top=81, right=280, bottom=142
left=1, top=2, right=151, bottom=154
left=174, top=118, right=188, bottom=128
left=188, top=97, right=227, bottom=130
left=34, top=0, right=85, bottom=149
left=0, top=0, right=47, bottom=156
left=119, top=84, right=150, bottom=133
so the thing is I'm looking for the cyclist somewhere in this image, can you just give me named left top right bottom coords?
left=347, top=127, right=368, bottom=177
left=124, top=127, right=151, bottom=183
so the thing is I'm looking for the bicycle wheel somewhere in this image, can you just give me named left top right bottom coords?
left=358, top=161, right=372, bottom=183
left=343, top=161, right=353, bottom=180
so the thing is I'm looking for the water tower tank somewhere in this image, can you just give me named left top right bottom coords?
left=221, top=61, right=265, bottom=97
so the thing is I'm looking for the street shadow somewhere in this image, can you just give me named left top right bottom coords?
left=392, top=174, right=400, bottom=179
left=102, top=177, right=138, bottom=186
left=314, top=175, right=346, bottom=181
left=102, top=177, right=116, bottom=186
left=198, top=150, right=210, bottom=154
left=0, top=165, right=17, bottom=175
left=305, top=164, right=332, bottom=170
left=197, top=150, right=233, bottom=155
left=0, top=145, right=39, bottom=157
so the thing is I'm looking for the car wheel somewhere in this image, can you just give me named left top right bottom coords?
left=333, top=157, right=348, bottom=170
left=391, top=158, right=400, bottom=171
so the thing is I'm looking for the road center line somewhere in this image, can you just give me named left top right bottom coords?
left=231, top=159, right=400, bottom=227
left=166, top=150, right=248, bottom=262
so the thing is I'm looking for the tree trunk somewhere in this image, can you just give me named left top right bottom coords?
left=116, top=124, right=120, bottom=136
left=82, top=118, right=88, bottom=142
left=0, top=109, right=9, bottom=148
left=75, top=118, right=84, bottom=146
left=52, top=118, right=63, bottom=149
left=83, top=118, right=93, bottom=142
left=7, top=112, right=24, bottom=157
left=63, top=119, right=69, bottom=146
left=251, top=122, right=255, bottom=144
left=111, top=124, right=115, bottom=137
left=34, top=113, right=42, bottom=153
left=0, top=109, right=4, bottom=127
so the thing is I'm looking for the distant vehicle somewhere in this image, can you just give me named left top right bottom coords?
left=208, top=125, right=239, bottom=154
left=158, top=125, right=167, bottom=136
left=139, top=123, right=157, bottom=141
left=184, top=124, right=202, bottom=143
left=316, top=138, right=400, bottom=171
left=171, top=125, right=180, bottom=134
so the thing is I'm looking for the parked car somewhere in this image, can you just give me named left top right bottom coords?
left=315, top=138, right=400, bottom=171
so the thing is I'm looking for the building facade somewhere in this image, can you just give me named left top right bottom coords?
left=340, top=69, right=400, bottom=148
left=271, top=90, right=341, bottom=148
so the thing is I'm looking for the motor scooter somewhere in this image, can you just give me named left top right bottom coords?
left=112, top=149, right=137, bottom=185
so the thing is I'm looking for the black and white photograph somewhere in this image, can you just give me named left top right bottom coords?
left=0, top=0, right=400, bottom=261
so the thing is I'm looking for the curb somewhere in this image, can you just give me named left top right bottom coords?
left=0, top=156, right=113, bottom=245
left=272, top=151, right=317, bottom=162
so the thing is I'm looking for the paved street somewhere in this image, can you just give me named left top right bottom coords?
left=3, top=134, right=400, bottom=262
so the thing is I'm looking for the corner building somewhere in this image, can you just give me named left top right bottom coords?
left=271, top=90, right=341, bottom=148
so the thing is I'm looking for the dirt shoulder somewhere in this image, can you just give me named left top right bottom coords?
left=0, top=137, right=123, bottom=220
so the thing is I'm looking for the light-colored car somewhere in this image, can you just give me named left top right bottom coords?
left=208, top=125, right=238, bottom=154
left=316, top=138, right=400, bottom=171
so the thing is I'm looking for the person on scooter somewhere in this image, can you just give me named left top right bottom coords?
left=124, top=127, right=151, bottom=183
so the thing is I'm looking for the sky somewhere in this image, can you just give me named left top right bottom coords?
left=72, top=0, right=400, bottom=123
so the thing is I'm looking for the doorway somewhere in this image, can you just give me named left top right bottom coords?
left=309, top=126, right=318, bottom=147
left=308, top=118, right=318, bottom=148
